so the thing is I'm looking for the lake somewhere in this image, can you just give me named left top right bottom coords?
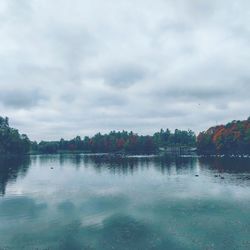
left=0, top=154, right=250, bottom=250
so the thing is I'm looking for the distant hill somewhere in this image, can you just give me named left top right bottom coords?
left=197, top=117, right=250, bottom=155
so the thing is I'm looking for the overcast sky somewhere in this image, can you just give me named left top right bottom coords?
left=0, top=0, right=250, bottom=140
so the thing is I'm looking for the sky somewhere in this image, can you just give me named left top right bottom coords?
left=0, top=0, right=250, bottom=141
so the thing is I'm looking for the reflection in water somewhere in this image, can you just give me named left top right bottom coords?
left=58, top=154, right=198, bottom=176
left=0, top=196, right=47, bottom=218
left=0, top=156, right=30, bottom=196
left=0, top=154, right=250, bottom=249
left=199, top=157, right=250, bottom=173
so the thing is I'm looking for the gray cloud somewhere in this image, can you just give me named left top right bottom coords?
left=103, top=64, right=147, bottom=88
left=0, top=0, right=250, bottom=140
left=0, top=89, right=46, bottom=109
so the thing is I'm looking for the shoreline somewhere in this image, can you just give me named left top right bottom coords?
left=1, top=151, right=250, bottom=159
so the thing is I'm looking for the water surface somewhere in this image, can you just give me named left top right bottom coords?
left=0, top=154, right=250, bottom=249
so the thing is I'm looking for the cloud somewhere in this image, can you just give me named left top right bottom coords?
left=0, top=196, right=47, bottom=218
left=0, top=0, right=250, bottom=140
left=102, top=64, right=147, bottom=88
left=0, top=88, right=46, bottom=109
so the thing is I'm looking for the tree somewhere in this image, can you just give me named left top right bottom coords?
left=0, top=116, right=31, bottom=155
left=197, top=117, right=250, bottom=155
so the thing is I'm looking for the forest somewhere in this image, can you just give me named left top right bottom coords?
left=197, top=117, right=250, bottom=155
left=0, top=117, right=30, bottom=155
left=2, top=115, right=250, bottom=155
left=32, top=129, right=196, bottom=154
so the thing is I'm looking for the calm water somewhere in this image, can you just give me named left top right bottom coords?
left=0, top=154, right=250, bottom=250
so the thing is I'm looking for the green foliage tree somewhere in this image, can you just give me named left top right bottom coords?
left=0, top=116, right=30, bottom=155
left=34, top=128, right=196, bottom=154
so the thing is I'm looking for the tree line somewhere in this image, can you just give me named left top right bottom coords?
left=0, top=117, right=30, bottom=155
left=197, top=117, right=250, bottom=155
left=2, top=115, right=250, bottom=156
left=32, top=129, right=196, bottom=154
